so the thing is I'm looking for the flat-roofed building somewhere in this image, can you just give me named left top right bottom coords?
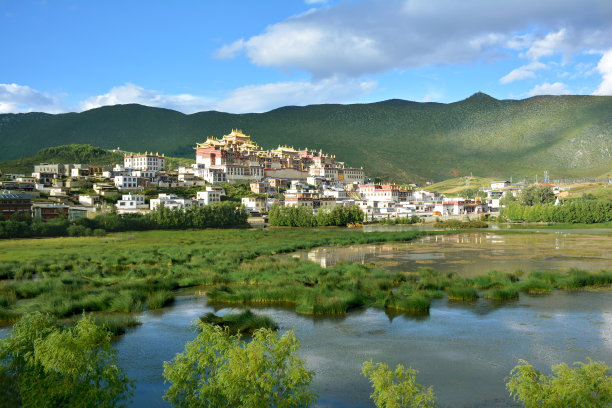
left=0, top=192, right=32, bottom=219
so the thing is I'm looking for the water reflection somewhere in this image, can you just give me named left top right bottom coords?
left=114, top=291, right=612, bottom=408
left=286, top=232, right=612, bottom=277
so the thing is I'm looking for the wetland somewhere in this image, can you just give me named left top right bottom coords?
left=1, top=227, right=611, bottom=407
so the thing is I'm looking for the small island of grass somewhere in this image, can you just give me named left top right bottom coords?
left=200, top=309, right=278, bottom=335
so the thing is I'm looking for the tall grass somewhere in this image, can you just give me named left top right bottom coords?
left=0, top=229, right=611, bottom=325
left=384, top=292, right=430, bottom=314
left=486, top=286, right=520, bottom=301
left=200, top=309, right=278, bottom=335
left=447, top=286, right=479, bottom=301
left=146, top=290, right=175, bottom=310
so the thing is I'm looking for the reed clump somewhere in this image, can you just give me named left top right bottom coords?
left=486, top=286, right=520, bottom=301
left=447, top=286, right=479, bottom=301
left=384, top=292, right=430, bottom=314
left=518, top=278, right=553, bottom=294
left=200, top=309, right=278, bottom=335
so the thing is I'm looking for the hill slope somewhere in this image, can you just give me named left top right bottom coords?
left=1, top=93, right=611, bottom=182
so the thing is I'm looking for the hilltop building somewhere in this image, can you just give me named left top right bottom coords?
left=124, top=152, right=165, bottom=172
left=193, top=129, right=364, bottom=185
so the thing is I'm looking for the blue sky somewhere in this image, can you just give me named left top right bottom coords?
left=1, top=0, right=612, bottom=114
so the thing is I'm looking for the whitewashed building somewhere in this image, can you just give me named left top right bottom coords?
left=116, top=193, right=148, bottom=214
left=124, top=153, right=165, bottom=171
left=114, top=175, right=138, bottom=190
left=196, top=186, right=225, bottom=206
left=491, top=181, right=511, bottom=190
left=242, top=197, right=267, bottom=212
left=150, top=194, right=192, bottom=211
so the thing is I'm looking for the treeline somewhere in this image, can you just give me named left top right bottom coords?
left=0, top=202, right=248, bottom=239
left=35, top=144, right=124, bottom=165
left=268, top=205, right=364, bottom=227
left=502, top=199, right=612, bottom=223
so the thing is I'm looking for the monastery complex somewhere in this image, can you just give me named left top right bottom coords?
left=193, top=129, right=365, bottom=185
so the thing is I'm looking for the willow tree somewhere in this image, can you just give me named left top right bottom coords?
left=0, top=312, right=133, bottom=407
left=163, top=323, right=316, bottom=408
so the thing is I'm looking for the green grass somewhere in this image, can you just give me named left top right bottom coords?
left=433, top=220, right=488, bottom=229
left=447, top=286, right=479, bottom=301
left=146, top=290, right=175, bottom=310
left=0, top=229, right=428, bottom=322
left=384, top=292, right=430, bottom=314
left=90, top=314, right=142, bottom=336
left=200, top=309, right=278, bottom=335
left=518, top=278, right=554, bottom=294
left=427, top=177, right=495, bottom=194
left=1, top=228, right=611, bottom=326
left=486, top=286, right=520, bottom=301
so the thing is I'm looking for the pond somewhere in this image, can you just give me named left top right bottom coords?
left=284, top=232, right=612, bottom=277
left=2, top=231, right=610, bottom=407
left=117, top=289, right=612, bottom=408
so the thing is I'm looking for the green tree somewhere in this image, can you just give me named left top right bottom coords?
left=506, top=358, right=612, bottom=408
left=362, top=361, right=436, bottom=408
left=519, top=185, right=556, bottom=206
left=163, top=323, right=316, bottom=408
left=0, top=312, right=133, bottom=407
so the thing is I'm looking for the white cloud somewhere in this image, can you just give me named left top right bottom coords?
left=593, top=49, right=612, bottom=95
left=212, top=77, right=377, bottom=113
left=79, top=78, right=376, bottom=114
left=217, top=0, right=612, bottom=79
left=214, top=39, right=245, bottom=59
left=0, top=83, right=65, bottom=113
left=79, top=83, right=214, bottom=114
left=0, top=78, right=377, bottom=115
left=500, top=62, right=547, bottom=84
left=304, top=0, right=328, bottom=4
left=524, top=29, right=568, bottom=60
left=527, top=82, right=570, bottom=97
left=422, top=92, right=443, bottom=103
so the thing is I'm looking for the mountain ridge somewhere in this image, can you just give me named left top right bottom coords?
left=1, top=94, right=611, bottom=182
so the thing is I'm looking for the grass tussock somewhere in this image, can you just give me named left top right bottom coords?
left=200, top=309, right=278, bottom=335
left=447, top=286, right=479, bottom=301
left=486, top=286, right=520, bottom=301
left=91, top=314, right=142, bottom=336
left=384, top=292, right=430, bottom=315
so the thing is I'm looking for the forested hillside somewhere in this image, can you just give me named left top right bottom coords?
left=1, top=93, right=611, bottom=182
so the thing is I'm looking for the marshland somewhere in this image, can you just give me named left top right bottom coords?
left=1, top=226, right=611, bottom=407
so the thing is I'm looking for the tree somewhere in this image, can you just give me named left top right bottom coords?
left=362, top=361, right=436, bottom=408
left=163, top=323, right=316, bottom=408
left=519, top=185, right=555, bottom=206
left=0, top=312, right=133, bottom=407
left=506, top=358, right=612, bottom=408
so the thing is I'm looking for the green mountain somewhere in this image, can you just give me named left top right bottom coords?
left=1, top=93, right=611, bottom=182
left=0, top=145, right=124, bottom=175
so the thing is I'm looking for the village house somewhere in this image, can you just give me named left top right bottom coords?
left=242, top=196, right=267, bottom=213
left=116, top=193, right=148, bottom=214
left=31, top=202, right=69, bottom=220
left=150, top=194, right=192, bottom=211
left=114, top=175, right=139, bottom=190
left=196, top=186, right=225, bottom=206
left=491, top=180, right=511, bottom=190
left=0, top=191, right=32, bottom=219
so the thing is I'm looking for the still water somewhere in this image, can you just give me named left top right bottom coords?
left=285, top=232, right=612, bottom=276
left=116, top=232, right=612, bottom=408
left=118, top=291, right=612, bottom=408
